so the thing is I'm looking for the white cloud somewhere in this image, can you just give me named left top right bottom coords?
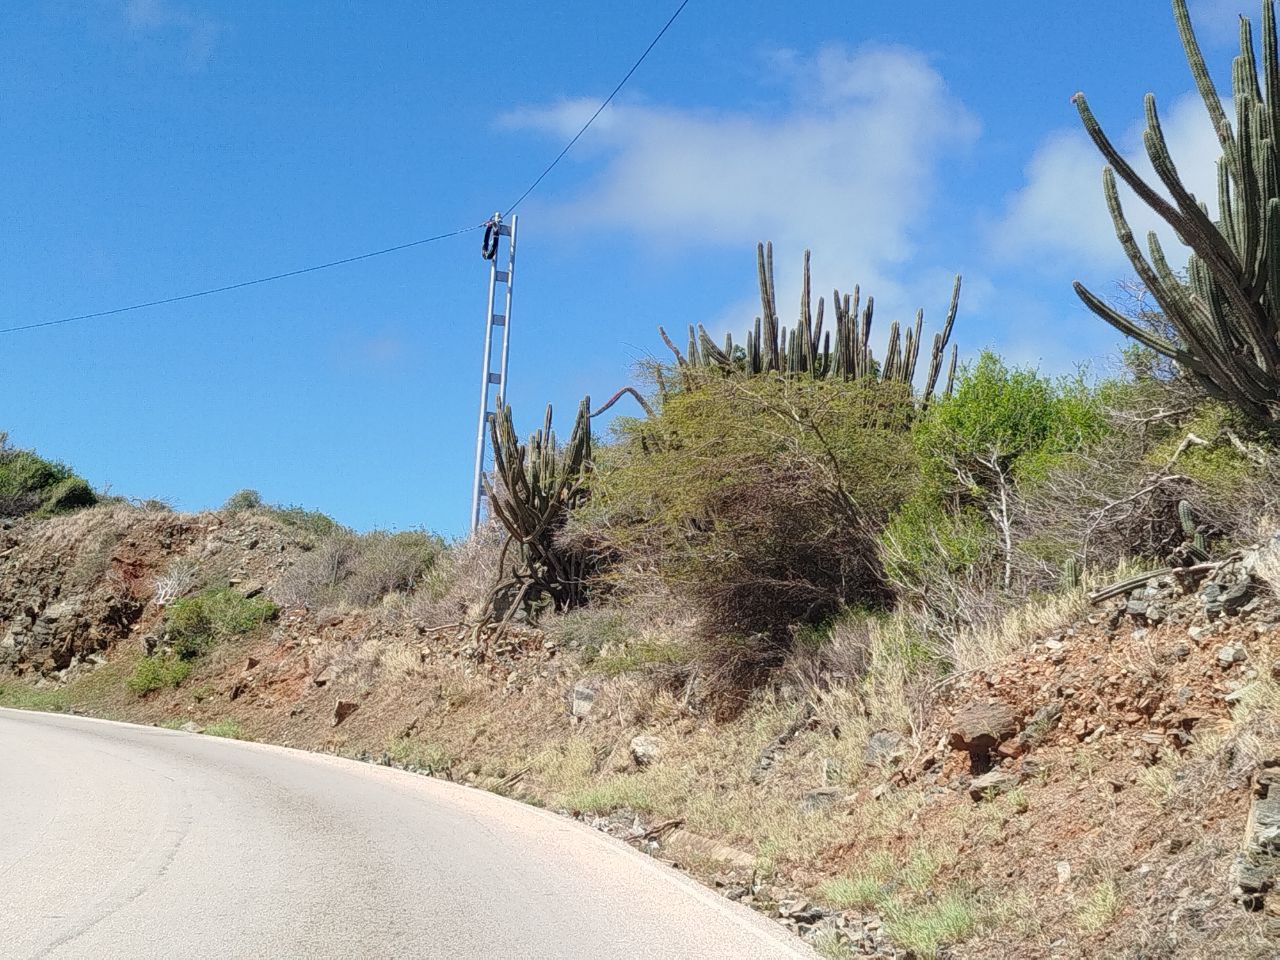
left=1189, top=0, right=1251, bottom=45
left=993, top=92, right=1223, bottom=273
left=123, top=0, right=222, bottom=67
left=501, top=45, right=979, bottom=323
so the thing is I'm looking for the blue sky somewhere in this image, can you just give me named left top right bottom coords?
left=0, top=0, right=1249, bottom=534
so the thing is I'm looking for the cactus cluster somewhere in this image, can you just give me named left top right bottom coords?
left=1073, top=0, right=1280, bottom=428
left=659, top=243, right=961, bottom=405
left=480, top=399, right=593, bottom=623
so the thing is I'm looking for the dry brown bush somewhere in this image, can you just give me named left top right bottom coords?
left=271, top=535, right=358, bottom=608
left=272, top=530, right=443, bottom=612
left=397, top=524, right=505, bottom=627
left=778, top=614, right=873, bottom=694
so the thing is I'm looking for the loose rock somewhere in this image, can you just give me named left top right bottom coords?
left=332, top=699, right=359, bottom=725
left=950, top=702, right=1018, bottom=754
left=969, top=769, right=1021, bottom=801
left=629, top=734, right=663, bottom=768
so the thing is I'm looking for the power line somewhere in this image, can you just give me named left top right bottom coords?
left=0, top=0, right=692, bottom=336
left=0, top=226, right=483, bottom=335
left=503, top=0, right=692, bottom=217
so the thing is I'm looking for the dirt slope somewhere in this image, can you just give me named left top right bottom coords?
left=2, top=504, right=1278, bottom=958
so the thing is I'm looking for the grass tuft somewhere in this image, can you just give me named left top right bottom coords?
left=881, top=893, right=983, bottom=958
left=0, top=682, right=70, bottom=712
left=203, top=718, right=248, bottom=740
left=1077, top=879, right=1121, bottom=932
left=127, top=654, right=191, bottom=695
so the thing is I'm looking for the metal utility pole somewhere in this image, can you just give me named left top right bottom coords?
left=470, top=213, right=518, bottom=533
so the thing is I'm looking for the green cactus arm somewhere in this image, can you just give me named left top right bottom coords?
left=697, top=323, right=732, bottom=369
left=1172, top=0, right=1232, bottom=142
left=1142, top=94, right=1243, bottom=271
left=1265, top=1, right=1280, bottom=131
left=1075, top=93, right=1245, bottom=279
left=1072, top=281, right=1195, bottom=362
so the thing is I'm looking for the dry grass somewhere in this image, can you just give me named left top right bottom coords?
left=949, top=585, right=1089, bottom=673
left=1255, top=534, right=1280, bottom=600
left=1075, top=879, right=1121, bottom=933
left=397, top=526, right=504, bottom=626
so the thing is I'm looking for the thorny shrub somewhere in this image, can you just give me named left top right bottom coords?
left=399, top=524, right=506, bottom=626
left=571, top=373, right=917, bottom=695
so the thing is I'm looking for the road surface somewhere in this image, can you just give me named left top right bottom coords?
left=0, top=708, right=814, bottom=959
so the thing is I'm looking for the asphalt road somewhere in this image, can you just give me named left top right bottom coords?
left=0, top=708, right=815, bottom=960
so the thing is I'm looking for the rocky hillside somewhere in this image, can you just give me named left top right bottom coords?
left=0, top=506, right=301, bottom=680
left=2, top=502, right=1278, bottom=958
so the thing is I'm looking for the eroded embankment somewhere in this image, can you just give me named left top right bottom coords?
left=2, top=505, right=1278, bottom=958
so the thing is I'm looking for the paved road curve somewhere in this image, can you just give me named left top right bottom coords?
left=0, top=708, right=814, bottom=960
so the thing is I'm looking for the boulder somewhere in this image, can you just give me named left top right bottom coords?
left=332, top=699, right=359, bottom=726
left=629, top=734, right=663, bottom=768
left=801, top=787, right=843, bottom=812
left=1217, top=644, right=1246, bottom=668
left=1017, top=703, right=1063, bottom=749
left=949, top=702, right=1018, bottom=754
left=569, top=683, right=595, bottom=719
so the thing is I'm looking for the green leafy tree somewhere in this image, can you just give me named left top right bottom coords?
left=890, top=353, right=1106, bottom=594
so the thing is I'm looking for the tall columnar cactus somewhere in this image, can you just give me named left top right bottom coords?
left=481, top=398, right=593, bottom=623
left=1073, top=0, right=1280, bottom=428
left=659, top=243, right=962, bottom=405
left=1062, top=556, right=1081, bottom=590
left=1178, top=499, right=1208, bottom=555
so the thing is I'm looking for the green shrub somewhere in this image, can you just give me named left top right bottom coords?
left=1150, top=405, right=1253, bottom=496
left=203, top=719, right=248, bottom=740
left=0, top=437, right=97, bottom=518
left=264, top=504, right=344, bottom=539
left=222, top=487, right=344, bottom=539
left=579, top=375, right=916, bottom=673
left=167, top=588, right=278, bottom=659
left=882, top=353, right=1107, bottom=617
left=543, top=606, right=635, bottom=659
left=0, top=682, right=71, bottom=712
left=0, top=449, right=69, bottom=497
left=128, top=654, right=192, bottom=695
left=39, top=476, right=97, bottom=516
left=882, top=893, right=983, bottom=958
left=880, top=495, right=994, bottom=606
left=223, top=488, right=264, bottom=511
left=914, top=351, right=1106, bottom=492
left=386, top=736, right=454, bottom=775
left=591, top=638, right=690, bottom=677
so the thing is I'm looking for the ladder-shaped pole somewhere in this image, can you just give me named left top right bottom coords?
left=496, top=216, right=518, bottom=406
left=469, top=214, right=518, bottom=533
